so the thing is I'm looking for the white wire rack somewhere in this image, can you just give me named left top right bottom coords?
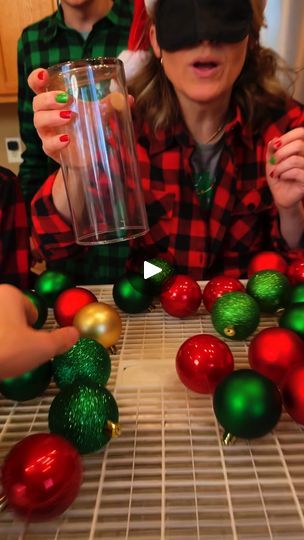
left=1, top=283, right=304, bottom=540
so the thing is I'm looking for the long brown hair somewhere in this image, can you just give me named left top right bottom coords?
left=129, top=0, right=296, bottom=134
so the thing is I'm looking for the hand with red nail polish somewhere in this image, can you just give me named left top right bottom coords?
left=266, top=129, right=304, bottom=210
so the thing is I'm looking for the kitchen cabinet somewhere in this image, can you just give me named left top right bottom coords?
left=0, top=0, right=57, bottom=102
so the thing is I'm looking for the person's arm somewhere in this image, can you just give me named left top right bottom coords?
left=0, top=284, right=79, bottom=379
left=0, top=168, right=30, bottom=289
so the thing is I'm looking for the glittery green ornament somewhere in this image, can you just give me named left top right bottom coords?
left=23, top=290, right=48, bottom=329
left=288, top=284, right=304, bottom=306
left=211, top=291, right=260, bottom=340
left=246, top=270, right=291, bottom=313
left=213, top=369, right=282, bottom=443
left=0, top=362, right=52, bottom=401
left=140, top=258, right=175, bottom=294
left=113, top=272, right=153, bottom=313
left=279, top=303, right=304, bottom=340
left=52, top=337, right=111, bottom=389
left=35, top=270, right=74, bottom=308
left=48, top=381, right=120, bottom=454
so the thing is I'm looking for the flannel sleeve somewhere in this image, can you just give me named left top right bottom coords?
left=31, top=172, right=84, bottom=261
left=0, top=170, right=30, bottom=288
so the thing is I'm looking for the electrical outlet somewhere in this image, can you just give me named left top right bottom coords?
left=5, top=137, right=23, bottom=164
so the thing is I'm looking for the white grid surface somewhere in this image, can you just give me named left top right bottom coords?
left=1, top=283, right=304, bottom=540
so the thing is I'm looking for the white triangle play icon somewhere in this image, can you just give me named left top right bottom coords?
left=144, top=261, right=162, bottom=280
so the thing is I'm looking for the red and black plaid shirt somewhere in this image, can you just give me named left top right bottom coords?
left=0, top=167, right=30, bottom=288
left=31, top=99, right=304, bottom=281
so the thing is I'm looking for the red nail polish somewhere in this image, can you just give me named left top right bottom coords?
left=38, top=70, right=45, bottom=81
left=274, top=140, right=282, bottom=150
left=270, top=171, right=274, bottom=178
left=60, top=110, right=72, bottom=119
left=59, top=134, right=69, bottom=142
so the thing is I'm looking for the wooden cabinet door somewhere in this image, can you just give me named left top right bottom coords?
left=0, top=0, right=57, bottom=102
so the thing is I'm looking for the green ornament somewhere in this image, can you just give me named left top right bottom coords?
left=140, top=258, right=175, bottom=294
left=113, top=272, right=153, bottom=313
left=23, top=290, right=48, bottom=329
left=35, top=270, right=73, bottom=308
left=211, top=291, right=260, bottom=340
left=48, top=381, right=120, bottom=454
left=288, top=284, right=304, bottom=306
left=279, top=303, right=304, bottom=340
left=52, top=337, right=111, bottom=389
left=213, top=369, right=282, bottom=442
left=0, top=362, right=52, bottom=401
left=246, top=270, right=291, bottom=313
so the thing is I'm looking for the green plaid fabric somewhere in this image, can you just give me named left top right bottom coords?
left=18, top=1, right=133, bottom=284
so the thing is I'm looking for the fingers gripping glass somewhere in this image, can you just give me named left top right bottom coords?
left=47, top=58, right=149, bottom=245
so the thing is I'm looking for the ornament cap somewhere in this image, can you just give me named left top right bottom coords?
left=0, top=495, right=8, bottom=512
left=223, top=432, right=236, bottom=446
left=224, top=326, right=236, bottom=338
left=106, top=420, right=121, bottom=439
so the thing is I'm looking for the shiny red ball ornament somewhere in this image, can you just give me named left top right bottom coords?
left=176, top=334, right=234, bottom=393
left=287, top=259, right=304, bottom=286
left=248, top=251, right=287, bottom=277
left=281, top=365, right=304, bottom=424
left=1, top=433, right=82, bottom=521
left=202, top=276, right=245, bottom=312
left=54, top=287, right=97, bottom=327
left=249, top=327, right=304, bottom=386
left=160, top=274, right=202, bottom=318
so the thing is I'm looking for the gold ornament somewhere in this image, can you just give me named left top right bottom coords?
left=73, top=302, right=122, bottom=349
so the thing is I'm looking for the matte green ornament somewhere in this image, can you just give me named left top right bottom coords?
left=35, top=270, right=73, bottom=308
left=52, top=337, right=111, bottom=389
left=288, top=284, right=304, bottom=306
left=279, top=303, right=304, bottom=340
left=48, top=381, right=120, bottom=454
left=113, top=272, right=153, bottom=313
left=211, top=291, right=260, bottom=340
left=23, top=290, right=48, bottom=329
left=246, top=270, right=291, bottom=313
left=213, top=369, right=282, bottom=442
left=0, top=362, right=52, bottom=401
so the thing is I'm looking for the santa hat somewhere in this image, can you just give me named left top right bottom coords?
left=119, top=0, right=158, bottom=80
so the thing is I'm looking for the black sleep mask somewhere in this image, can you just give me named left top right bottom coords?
left=155, top=0, right=253, bottom=51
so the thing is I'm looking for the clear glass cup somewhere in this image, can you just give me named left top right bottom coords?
left=47, top=58, right=149, bottom=245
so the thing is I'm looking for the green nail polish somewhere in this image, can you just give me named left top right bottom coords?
left=269, top=155, right=276, bottom=165
left=55, top=92, right=68, bottom=104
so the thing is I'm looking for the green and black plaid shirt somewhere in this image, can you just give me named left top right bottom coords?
left=18, top=1, right=132, bottom=284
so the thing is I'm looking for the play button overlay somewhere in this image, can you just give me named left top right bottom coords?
left=144, top=260, right=162, bottom=280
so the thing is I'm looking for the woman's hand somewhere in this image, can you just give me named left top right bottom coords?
left=266, top=127, right=304, bottom=249
left=28, top=68, right=74, bottom=165
left=266, top=127, right=304, bottom=210
left=0, top=284, right=79, bottom=379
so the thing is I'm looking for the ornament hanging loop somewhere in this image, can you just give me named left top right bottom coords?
left=223, top=432, right=236, bottom=446
left=0, top=494, right=7, bottom=512
left=224, top=326, right=236, bottom=338
left=106, top=420, right=121, bottom=439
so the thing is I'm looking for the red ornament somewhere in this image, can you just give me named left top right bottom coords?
left=54, top=287, right=97, bottom=326
left=248, top=327, right=304, bottom=386
left=281, top=365, right=304, bottom=424
left=202, top=276, right=245, bottom=312
left=176, top=334, right=234, bottom=393
left=248, top=252, right=287, bottom=277
left=1, top=433, right=82, bottom=521
left=287, top=259, right=304, bottom=286
left=160, top=274, right=202, bottom=318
